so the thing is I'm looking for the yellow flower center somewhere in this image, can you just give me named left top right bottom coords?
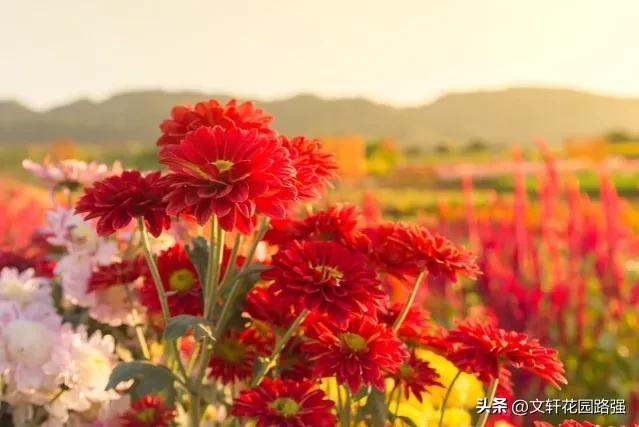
left=136, top=408, right=157, bottom=423
left=216, top=339, right=246, bottom=363
left=168, top=268, right=195, bottom=292
left=270, top=398, right=300, bottom=417
left=213, top=159, right=234, bottom=172
left=397, top=363, right=415, bottom=379
left=340, top=332, right=368, bottom=352
left=313, top=265, right=343, bottom=282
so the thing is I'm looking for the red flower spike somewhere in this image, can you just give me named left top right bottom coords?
left=75, top=170, right=171, bottom=237
left=262, top=241, right=385, bottom=324
left=88, top=258, right=144, bottom=292
left=138, top=244, right=203, bottom=317
left=119, top=395, right=176, bottom=427
left=362, top=223, right=480, bottom=281
left=232, top=378, right=336, bottom=427
left=446, top=321, right=567, bottom=388
left=160, top=126, right=297, bottom=234
left=157, top=98, right=274, bottom=146
left=302, top=315, right=408, bottom=392
left=279, top=135, right=338, bottom=201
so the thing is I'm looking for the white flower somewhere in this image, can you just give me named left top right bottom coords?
left=44, top=208, right=116, bottom=258
left=22, top=158, right=122, bottom=190
left=0, top=267, right=51, bottom=307
left=88, top=283, right=139, bottom=327
left=0, top=301, right=68, bottom=391
left=57, top=327, right=119, bottom=413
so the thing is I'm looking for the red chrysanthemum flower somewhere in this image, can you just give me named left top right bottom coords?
left=160, top=126, right=297, bottom=234
left=208, top=329, right=258, bottom=384
left=302, top=315, right=408, bottom=391
left=232, top=378, right=336, bottom=427
left=75, top=170, right=170, bottom=237
left=243, top=285, right=300, bottom=329
left=157, top=98, right=274, bottom=146
left=265, top=204, right=363, bottom=247
left=262, top=241, right=384, bottom=324
left=534, top=421, right=601, bottom=427
left=119, top=395, right=176, bottom=427
left=392, top=352, right=442, bottom=402
left=279, top=136, right=338, bottom=201
left=362, top=223, right=480, bottom=281
left=279, top=339, right=314, bottom=381
left=88, top=258, right=143, bottom=292
left=138, top=244, right=202, bottom=317
left=379, top=301, right=432, bottom=348
left=446, top=321, right=567, bottom=388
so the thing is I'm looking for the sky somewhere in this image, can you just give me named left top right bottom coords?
left=2, top=0, right=639, bottom=110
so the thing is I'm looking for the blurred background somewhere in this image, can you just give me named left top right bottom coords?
left=2, top=1, right=639, bottom=424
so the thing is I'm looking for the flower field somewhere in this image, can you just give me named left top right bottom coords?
left=0, top=98, right=637, bottom=427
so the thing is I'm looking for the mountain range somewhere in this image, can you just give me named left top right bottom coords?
left=2, top=87, right=639, bottom=147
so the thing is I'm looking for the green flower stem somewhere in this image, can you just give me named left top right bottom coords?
left=392, top=270, right=426, bottom=332
left=203, top=218, right=218, bottom=319
left=138, top=218, right=171, bottom=321
left=475, top=377, right=499, bottom=427
left=250, top=309, right=309, bottom=387
left=137, top=219, right=189, bottom=388
left=344, top=388, right=352, bottom=427
left=438, top=370, right=462, bottom=427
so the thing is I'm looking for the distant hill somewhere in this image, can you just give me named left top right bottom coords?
left=2, top=87, right=639, bottom=147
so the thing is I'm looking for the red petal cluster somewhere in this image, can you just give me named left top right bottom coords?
left=265, top=204, right=363, bottom=247
left=279, top=135, right=338, bottom=201
left=138, top=244, right=202, bottom=316
left=262, top=241, right=384, bottom=323
left=231, top=378, right=336, bottom=427
left=119, top=395, right=176, bottom=427
left=534, top=421, right=601, bottom=427
left=208, top=329, right=258, bottom=384
left=303, top=315, right=408, bottom=391
left=88, top=258, right=143, bottom=292
left=157, top=98, right=274, bottom=146
left=379, top=302, right=432, bottom=348
left=392, top=352, right=442, bottom=402
left=160, top=126, right=297, bottom=234
left=363, top=223, right=480, bottom=281
left=243, top=285, right=300, bottom=329
left=76, top=171, right=170, bottom=237
left=446, top=321, right=567, bottom=388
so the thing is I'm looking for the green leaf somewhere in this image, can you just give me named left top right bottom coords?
left=388, top=413, right=418, bottom=427
left=186, top=236, right=209, bottom=284
left=163, top=315, right=215, bottom=341
left=359, top=388, right=388, bottom=427
left=351, top=385, right=371, bottom=402
left=106, top=361, right=177, bottom=404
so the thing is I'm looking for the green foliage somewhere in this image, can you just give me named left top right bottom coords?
left=163, top=315, right=215, bottom=341
left=106, top=361, right=177, bottom=405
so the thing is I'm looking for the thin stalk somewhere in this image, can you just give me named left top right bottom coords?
left=251, top=309, right=309, bottom=386
left=138, top=218, right=171, bottom=321
left=392, top=271, right=426, bottom=332
left=137, top=219, right=189, bottom=383
left=125, top=287, right=150, bottom=360
left=475, top=378, right=499, bottom=427
left=344, top=388, right=352, bottom=427
left=209, top=226, right=225, bottom=315
left=203, top=218, right=218, bottom=318
left=438, top=370, right=462, bottom=427
left=391, top=385, right=401, bottom=425
left=337, top=385, right=345, bottom=426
